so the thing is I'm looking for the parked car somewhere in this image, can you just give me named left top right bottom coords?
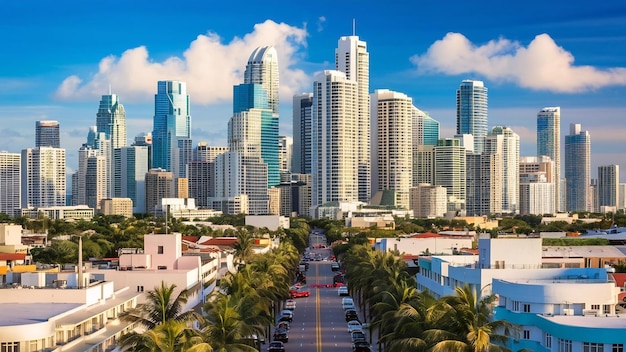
left=352, top=340, right=371, bottom=352
left=342, top=297, right=355, bottom=310
left=345, top=309, right=359, bottom=322
left=351, top=330, right=366, bottom=343
left=337, top=286, right=349, bottom=296
left=273, top=327, right=289, bottom=343
left=276, top=321, right=290, bottom=330
left=279, top=310, right=293, bottom=322
left=347, top=320, right=362, bottom=333
left=268, top=341, right=286, bottom=352
left=290, top=289, right=310, bottom=298
left=285, top=299, right=296, bottom=310
left=331, top=262, right=340, bottom=271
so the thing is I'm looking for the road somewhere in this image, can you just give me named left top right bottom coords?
left=269, top=249, right=367, bottom=352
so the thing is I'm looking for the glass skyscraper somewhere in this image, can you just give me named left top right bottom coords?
left=564, top=123, right=591, bottom=212
left=242, top=47, right=280, bottom=188
left=35, top=120, right=60, bottom=148
left=292, top=93, right=313, bottom=175
left=537, top=107, right=561, bottom=212
left=96, top=93, right=127, bottom=149
left=456, top=80, right=488, bottom=154
left=151, top=80, right=191, bottom=178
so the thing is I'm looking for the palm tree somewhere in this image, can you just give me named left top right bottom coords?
left=120, top=281, right=202, bottom=330
left=201, top=294, right=260, bottom=352
left=118, top=320, right=212, bottom=352
left=233, top=228, right=255, bottom=263
left=424, top=285, right=516, bottom=352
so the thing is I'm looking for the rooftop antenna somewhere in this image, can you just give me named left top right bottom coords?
left=352, top=18, right=356, bottom=36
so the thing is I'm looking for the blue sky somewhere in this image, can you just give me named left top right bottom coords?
left=1, top=0, right=626, bottom=179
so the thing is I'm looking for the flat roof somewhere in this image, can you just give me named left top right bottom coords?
left=55, top=289, right=141, bottom=327
left=545, top=314, right=626, bottom=329
left=0, top=303, right=81, bottom=326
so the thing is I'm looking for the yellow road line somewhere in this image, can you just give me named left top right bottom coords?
left=316, top=262, right=322, bottom=352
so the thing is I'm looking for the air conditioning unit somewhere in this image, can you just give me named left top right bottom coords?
left=563, top=308, right=574, bottom=316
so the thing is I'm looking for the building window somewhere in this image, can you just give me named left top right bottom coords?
left=590, top=304, right=600, bottom=310
left=583, top=342, right=602, bottom=352
left=158, top=245, right=164, bottom=254
left=158, top=266, right=167, bottom=270
left=613, top=344, right=624, bottom=352
left=512, top=301, right=520, bottom=311
left=523, top=330, right=530, bottom=340
left=545, top=333, right=552, bottom=348
left=523, top=304, right=530, bottom=312
left=0, top=342, right=19, bottom=352
left=604, top=305, right=611, bottom=314
left=137, top=286, right=144, bottom=292
left=558, top=338, right=572, bottom=352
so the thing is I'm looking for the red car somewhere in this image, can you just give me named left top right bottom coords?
left=290, top=290, right=310, bottom=298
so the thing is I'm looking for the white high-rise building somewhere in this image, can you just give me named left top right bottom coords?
left=409, top=184, right=447, bottom=218
left=466, top=152, right=502, bottom=216
left=565, top=123, right=591, bottom=212
left=488, top=126, right=520, bottom=214
left=0, top=152, right=21, bottom=216
left=414, top=145, right=435, bottom=186
left=311, top=70, right=358, bottom=209
left=21, top=147, right=66, bottom=208
left=370, top=89, right=413, bottom=209
left=619, top=184, right=626, bottom=210
left=278, top=136, right=293, bottom=175
left=537, top=107, right=561, bottom=212
left=86, top=155, right=107, bottom=211
left=336, top=35, right=370, bottom=203
left=519, top=156, right=555, bottom=215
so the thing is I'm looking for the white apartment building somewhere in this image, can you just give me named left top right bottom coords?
left=409, top=184, right=447, bottom=218
left=21, top=147, right=66, bottom=208
left=0, top=152, right=20, bottom=217
left=417, top=236, right=626, bottom=351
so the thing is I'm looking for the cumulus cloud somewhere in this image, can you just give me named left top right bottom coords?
left=411, top=33, right=626, bottom=93
left=55, top=20, right=310, bottom=105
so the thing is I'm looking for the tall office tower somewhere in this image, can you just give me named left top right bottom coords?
left=456, top=80, right=488, bottom=154
left=244, top=46, right=279, bottom=115
left=619, top=184, right=626, bottom=210
left=488, top=126, right=520, bottom=214
left=565, top=123, right=591, bottom=212
left=370, top=89, right=413, bottom=209
left=466, top=152, right=502, bottom=216
left=413, top=108, right=440, bottom=146
left=278, top=136, right=292, bottom=176
left=145, top=168, right=175, bottom=214
left=85, top=155, right=107, bottom=211
left=72, top=145, right=97, bottom=206
left=0, top=152, right=21, bottom=216
left=409, top=184, right=447, bottom=218
left=234, top=83, right=278, bottom=187
left=537, top=107, right=561, bottom=212
left=114, top=141, right=150, bottom=214
left=519, top=156, right=555, bottom=215
left=433, top=138, right=466, bottom=214
left=194, top=143, right=227, bottom=162
left=35, top=120, right=60, bottom=148
left=292, top=93, right=313, bottom=174
left=597, top=164, right=619, bottom=210
left=21, top=147, right=66, bottom=208
left=336, top=35, right=370, bottom=203
left=311, top=70, right=358, bottom=208
left=187, top=160, right=213, bottom=208
left=96, top=92, right=127, bottom=149
left=414, top=145, right=435, bottom=186
left=151, top=80, right=191, bottom=178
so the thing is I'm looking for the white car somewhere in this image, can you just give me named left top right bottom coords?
left=347, top=320, right=362, bottom=333
left=285, top=299, right=296, bottom=310
left=337, top=286, right=349, bottom=296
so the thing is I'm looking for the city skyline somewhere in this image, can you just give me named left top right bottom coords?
left=1, top=1, right=626, bottom=179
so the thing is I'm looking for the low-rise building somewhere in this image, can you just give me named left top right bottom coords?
left=21, top=205, right=94, bottom=221
left=100, top=197, right=133, bottom=217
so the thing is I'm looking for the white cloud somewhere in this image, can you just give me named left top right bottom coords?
left=55, top=20, right=310, bottom=105
left=411, top=33, right=626, bottom=93
left=317, top=16, right=326, bottom=32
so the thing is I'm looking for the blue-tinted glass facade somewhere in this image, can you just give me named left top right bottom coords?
left=423, top=115, right=440, bottom=146
left=456, top=80, right=488, bottom=154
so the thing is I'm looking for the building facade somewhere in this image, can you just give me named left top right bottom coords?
left=456, top=80, right=488, bottom=154
left=519, top=156, right=555, bottom=215
left=0, top=152, right=20, bottom=217
left=21, top=147, right=66, bottom=208
left=597, top=164, right=619, bottom=210
left=370, top=89, right=413, bottom=210
left=114, top=143, right=150, bottom=214
left=35, top=120, right=60, bottom=148
left=434, top=138, right=466, bottom=214
left=537, top=107, right=561, bottom=212
left=145, top=168, right=175, bottom=214
left=565, top=123, right=591, bottom=212
left=292, top=93, right=313, bottom=174
left=488, top=126, right=520, bottom=214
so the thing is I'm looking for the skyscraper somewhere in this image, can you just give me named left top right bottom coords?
left=145, top=168, right=175, bottom=214
left=519, top=156, right=555, bottom=215
left=434, top=138, right=466, bottom=214
left=597, top=164, right=619, bottom=210
left=278, top=136, right=292, bottom=177
left=336, top=35, right=370, bottom=203
left=292, top=93, right=313, bottom=174
left=413, top=108, right=440, bottom=146
left=21, top=147, right=66, bottom=208
left=233, top=83, right=278, bottom=187
left=370, top=89, right=413, bottom=209
left=96, top=92, right=127, bottom=149
left=565, top=123, right=591, bottom=212
left=244, top=46, right=279, bottom=115
left=311, top=70, right=358, bottom=208
left=0, top=152, right=21, bottom=216
left=151, top=80, right=191, bottom=178
left=456, top=80, right=488, bottom=154
left=537, top=107, right=561, bottom=212
left=114, top=138, right=150, bottom=214
left=488, top=126, right=520, bottom=214
left=35, top=120, right=60, bottom=148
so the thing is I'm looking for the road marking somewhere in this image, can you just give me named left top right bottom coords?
left=315, top=262, right=322, bottom=352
